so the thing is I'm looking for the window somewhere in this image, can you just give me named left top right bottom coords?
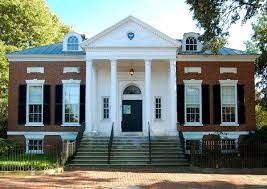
left=186, top=37, right=197, bottom=51
left=221, top=85, right=237, bottom=123
left=27, top=85, right=43, bottom=124
left=103, top=97, right=109, bottom=119
left=63, top=84, right=80, bottom=124
left=67, top=36, right=79, bottom=51
left=28, top=139, right=43, bottom=154
left=185, top=84, right=202, bottom=124
left=123, top=85, right=141, bottom=94
left=155, top=97, right=162, bottom=119
left=221, top=139, right=237, bottom=152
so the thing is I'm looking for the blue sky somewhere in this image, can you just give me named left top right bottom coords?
left=46, top=0, right=254, bottom=50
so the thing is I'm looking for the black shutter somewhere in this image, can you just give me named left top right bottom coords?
left=80, top=85, right=85, bottom=123
left=177, top=84, right=185, bottom=125
left=18, top=85, right=26, bottom=124
left=43, top=85, right=50, bottom=125
left=237, top=84, right=246, bottom=124
left=55, top=85, right=62, bottom=125
left=213, top=85, right=221, bottom=124
left=202, top=85, right=210, bottom=124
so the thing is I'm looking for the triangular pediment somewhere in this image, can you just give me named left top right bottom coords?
left=81, top=16, right=181, bottom=48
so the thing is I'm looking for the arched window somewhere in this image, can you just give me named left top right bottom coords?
left=186, top=37, right=197, bottom=51
left=67, top=36, right=79, bottom=51
left=123, top=85, right=141, bottom=95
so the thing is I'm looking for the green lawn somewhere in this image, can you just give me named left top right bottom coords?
left=0, top=154, right=60, bottom=171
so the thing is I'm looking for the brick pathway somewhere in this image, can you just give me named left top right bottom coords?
left=0, top=167, right=266, bottom=189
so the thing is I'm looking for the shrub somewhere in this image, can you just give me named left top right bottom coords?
left=0, top=138, right=17, bottom=155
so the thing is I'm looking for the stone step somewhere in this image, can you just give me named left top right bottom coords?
left=69, top=162, right=190, bottom=166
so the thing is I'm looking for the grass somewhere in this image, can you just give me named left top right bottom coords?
left=0, top=154, right=60, bottom=171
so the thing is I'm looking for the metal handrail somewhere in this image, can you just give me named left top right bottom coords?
left=148, top=122, right=152, bottom=164
left=178, top=130, right=185, bottom=153
left=75, top=122, right=86, bottom=152
left=107, top=122, right=114, bottom=164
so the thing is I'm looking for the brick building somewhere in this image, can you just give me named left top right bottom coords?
left=6, top=16, right=257, bottom=154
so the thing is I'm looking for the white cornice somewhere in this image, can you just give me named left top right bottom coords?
left=177, top=54, right=259, bottom=62
left=6, top=55, right=85, bottom=62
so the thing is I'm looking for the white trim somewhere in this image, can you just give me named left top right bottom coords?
left=27, top=67, right=44, bottom=73
left=26, top=79, right=45, bottom=84
left=8, top=131, right=78, bottom=138
left=183, top=80, right=203, bottom=126
left=62, top=80, right=81, bottom=126
left=26, top=80, right=45, bottom=126
left=183, top=131, right=249, bottom=140
left=6, top=55, right=85, bottom=62
left=220, top=67, right=237, bottom=74
left=177, top=55, right=259, bottom=62
left=219, top=80, right=239, bottom=126
left=62, top=79, right=81, bottom=84
left=184, top=67, right=201, bottom=74
left=63, top=67, right=80, bottom=73
left=63, top=32, right=83, bottom=52
left=81, top=16, right=181, bottom=48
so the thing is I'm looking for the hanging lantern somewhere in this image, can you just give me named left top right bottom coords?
left=129, top=67, right=134, bottom=76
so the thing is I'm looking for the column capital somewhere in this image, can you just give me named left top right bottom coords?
left=110, top=58, right=118, bottom=62
left=144, top=59, right=152, bottom=63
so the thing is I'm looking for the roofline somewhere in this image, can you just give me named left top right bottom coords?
left=81, top=15, right=181, bottom=48
left=6, top=54, right=85, bottom=62
left=177, top=54, right=259, bottom=62
left=6, top=54, right=258, bottom=62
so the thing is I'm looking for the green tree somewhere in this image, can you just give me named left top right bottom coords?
left=186, top=0, right=266, bottom=52
left=0, top=0, right=71, bottom=137
left=186, top=0, right=267, bottom=107
left=255, top=104, right=267, bottom=129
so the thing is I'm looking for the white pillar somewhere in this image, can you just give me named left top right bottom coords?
left=92, top=64, right=97, bottom=133
left=145, top=59, right=152, bottom=135
left=110, top=59, right=117, bottom=128
left=169, top=58, right=178, bottom=135
left=85, top=59, right=93, bottom=135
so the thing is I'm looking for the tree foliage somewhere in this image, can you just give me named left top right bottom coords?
left=186, top=0, right=266, bottom=52
left=0, top=0, right=71, bottom=137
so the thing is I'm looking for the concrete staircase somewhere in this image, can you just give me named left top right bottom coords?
left=69, top=136, right=189, bottom=167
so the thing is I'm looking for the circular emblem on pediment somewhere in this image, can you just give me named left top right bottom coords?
left=127, top=32, right=135, bottom=40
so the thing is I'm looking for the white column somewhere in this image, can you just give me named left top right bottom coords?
left=110, top=59, right=117, bottom=128
left=169, top=58, right=178, bottom=135
left=145, top=59, right=152, bottom=135
left=92, top=64, right=97, bottom=133
left=85, top=59, right=93, bottom=135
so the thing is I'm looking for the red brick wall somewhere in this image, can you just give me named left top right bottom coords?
left=8, top=61, right=85, bottom=132
left=176, top=61, right=256, bottom=132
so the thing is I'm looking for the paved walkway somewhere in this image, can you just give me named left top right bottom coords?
left=0, top=167, right=266, bottom=189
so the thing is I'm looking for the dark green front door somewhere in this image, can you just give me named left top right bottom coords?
left=121, top=100, right=142, bottom=132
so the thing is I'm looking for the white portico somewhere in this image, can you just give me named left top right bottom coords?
left=81, top=16, right=180, bottom=136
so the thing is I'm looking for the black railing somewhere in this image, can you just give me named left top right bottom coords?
left=148, top=122, right=152, bottom=164
left=107, top=122, right=114, bottom=164
left=178, top=130, right=185, bottom=153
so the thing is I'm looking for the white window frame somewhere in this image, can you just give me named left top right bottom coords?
left=25, top=80, right=45, bottom=127
left=155, top=97, right=162, bottom=120
left=25, top=135, right=44, bottom=154
left=219, top=80, right=239, bottom=126
left=183, top=80, right=203, bottom=126
left=62, top=80, right=81, bottom=126
left=102, top=96, right=110, bottom=120
left=185, top=36, right=198, bottom=51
